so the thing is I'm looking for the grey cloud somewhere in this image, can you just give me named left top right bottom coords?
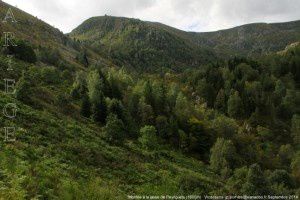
left=3, top=0, right=300, bottom=33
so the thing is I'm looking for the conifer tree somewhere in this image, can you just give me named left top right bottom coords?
left=228, top=91, right=243, bottom=118
left=80, top=94, right=91, bottom=118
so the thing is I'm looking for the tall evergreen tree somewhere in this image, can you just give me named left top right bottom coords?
left=92, top=92, right=107, bottom=124
left=210, top=138, right=237, bottom=176
left=214, top=89, right=227, bottom=113
left=228, top=91, right=243, bottom=118
left=143, top=81, right=155, bottom=108
left=80, top=94, right=91, bottom=118
left=241, top=164, right=270, bottom=195
left=104, top=114, right=126, bottom=144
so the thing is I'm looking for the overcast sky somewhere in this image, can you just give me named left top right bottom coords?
left=3, top=0, right=300, bottom=33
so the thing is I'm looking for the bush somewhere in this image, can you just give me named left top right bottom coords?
left=80, top=94, right=91, bottom=118
left=38, top=47, right=61, bottom=66
left=179, top=174, right=208, bottom=195
left=40, top=67, right=61, bottom=84
left=56, top=93, right=70, bottom=111
left=104, top=114, right=126, bottom=144
left=58, top=178, right=123, bottom=200
left=210, top=138, right=237, bottom=175
left=139, top=125, right=158, bottom=150
left=16, top=73, right=31, bottom=103
left=4, top=39, right=36, bottom=63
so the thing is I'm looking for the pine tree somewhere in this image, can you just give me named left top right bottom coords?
left=139, top=125, right=158, bottom=150
left=241, top=164, right=270, bottom=195
left=80, top=94, right=91, bottom=118
left=92, top=92, right=107, bottom=124
left=87, top=70, right=104, bottom=104
left=143, top=81, right=154, bottom=108
left=104, top=114, right=125, bottom=144
left=108, top=99, right=124, bottom=121
left=210, top=138, right=237, bottom=175
left=214, top=89, right=226, bottom=113
left=228, top=91, right=243, bottom=118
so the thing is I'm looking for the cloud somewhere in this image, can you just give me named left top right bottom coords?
left=3, top=0, right=300, bottom=33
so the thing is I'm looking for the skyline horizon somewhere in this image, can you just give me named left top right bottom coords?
left=3, top=0, right=300, bottom=33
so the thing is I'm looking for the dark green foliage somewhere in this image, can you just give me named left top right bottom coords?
left=241, top=164, right=270, bottom=195
left=104, top=114, right=126, bottom=144
left=56, top=93, right=70, bottom=110
left=196, top=80, right=215, bottom=107
left=291, top=151, right=300, bottom=184
left=210, top=138, right=237, bottom=176
left=138, top=97, right=154, bottom=126
left=40, top=67, right=61, bottom=84
left=228, top=91, right=243, bottom=119
left=71, top=71, right=87, bottom=99
left=108, top=99, right=125, bottom=121
left=91, top=91, right=107, bottom=124
left=15, top=73, right=31, bottom=103
left=80, top=94, right=91, bottom=118
left=1, top=3, right=300, bottom=197
left=38, top=47, right=62, bottom=66
left=291, top=115, right=300, bottom=146
left=179, top=174, right=208, bottom=195
left=139, top=125, right=158, bottom=150
left=76, top=50, right=89, bottom=67
left=155, top=115, right=170, bottom=139
left=70, top=16, right=217, bottom=72
left=268, top=170, right=294, bottom=189
left=212, top=116, right=238, bottom=139
left=188, top=118, right=213, bottom=158
left=214, top=89, right=227, bottom=113
left=143, top=81, right=155, bottom=108
left=3, top=39, right=36, bottom=63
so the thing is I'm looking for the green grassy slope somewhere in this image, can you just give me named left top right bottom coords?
left=0, top=1, right=115, bottom=70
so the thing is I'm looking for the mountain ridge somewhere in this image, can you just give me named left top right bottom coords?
left=70, top=15, right=300, bottom=70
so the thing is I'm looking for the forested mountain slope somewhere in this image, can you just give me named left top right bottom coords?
left=193, top=20, right=300, bottom=57
left=71, top=16, right=300, bottom=70
left=70, top=16, right=217, bottom=72
left=0, top=1, right=299, bottom=199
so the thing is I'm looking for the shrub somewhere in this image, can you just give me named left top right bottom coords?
left=80, top=94, right=91, bottom=118
left=40, top=67, right=61, bottom=84
left=38, top=47, right=61, bottom=66
left=139, top=125, right=158, bottom=150
left=4, top=39, right=36, bottom=63
left=104, top=114, right=126, bottom=144
left=210, top=138, right=237, bottom=175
